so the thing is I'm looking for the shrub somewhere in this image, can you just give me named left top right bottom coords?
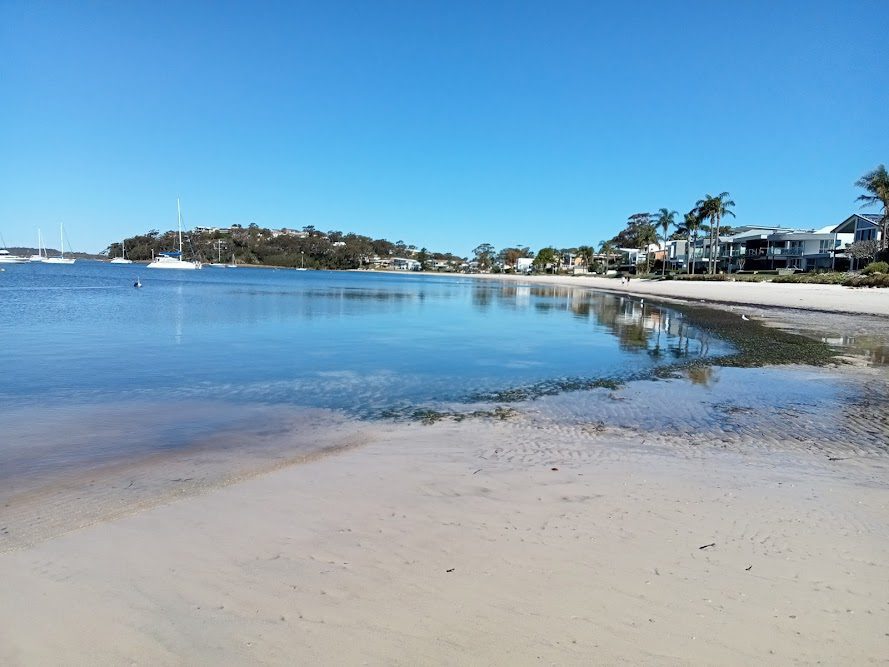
left=861, top=261, right=889, bottom=275
left=773, top=272, right=848, bottom=285
left=844, top=273, right=889, bottom=288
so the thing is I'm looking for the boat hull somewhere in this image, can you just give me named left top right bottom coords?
left=109, top=258, right=133, bottom=264
left=42, top=258, right=76, bottom=264
left=147, top=261, right=201, bottom=270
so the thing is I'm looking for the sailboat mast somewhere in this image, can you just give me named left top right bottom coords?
left=60, top=223, right=64, bottom=259
left=177, top=198, right=183, bottom=257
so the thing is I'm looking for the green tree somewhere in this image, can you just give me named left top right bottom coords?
left=654, top=208, right=677, bottom=276
left=855, top=165, right=889, bottom=255
left=577, top=245, right=594, bottom=270
left=636, top=223, right=658, bottom=274
left=695, top=193, right=736, bottom=274
left=681, top=209, right=707, bottom=275
left=417, top=247, right=430, bottom=270
left=533, top=247, right=558, bottom=273
left=598, top=240, right=617, bottom=272
left=473, top=243, right=495, bottom=271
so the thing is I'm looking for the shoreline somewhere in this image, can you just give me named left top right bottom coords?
left=466, top=271, right=889, bottom=317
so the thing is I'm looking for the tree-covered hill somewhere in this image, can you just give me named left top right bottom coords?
left=107, top=225, right=464, bottom=270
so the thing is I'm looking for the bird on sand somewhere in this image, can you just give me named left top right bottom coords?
left=741, top=314, right=750, bottom=321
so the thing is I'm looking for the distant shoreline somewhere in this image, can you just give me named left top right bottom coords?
left=463, top=271, right=889, bottom=317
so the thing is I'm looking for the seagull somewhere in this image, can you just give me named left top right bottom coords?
left=741, top=314, right=749, bottom=321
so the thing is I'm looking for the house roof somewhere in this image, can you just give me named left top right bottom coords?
left=831, top=213, right=882, bottom=234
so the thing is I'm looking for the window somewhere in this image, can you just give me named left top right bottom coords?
left=819, top=240, right=834, bottom=253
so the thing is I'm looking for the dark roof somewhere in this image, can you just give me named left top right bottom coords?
left=860, top=213, right=883, bottom=224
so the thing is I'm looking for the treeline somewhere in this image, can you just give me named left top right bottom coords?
left=107, top=224, right=463, bottom=270
left=466, top=194, right=739, bottom=276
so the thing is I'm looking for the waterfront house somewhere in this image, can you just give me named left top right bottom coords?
left=688, top=224, right=854, bottom=273
left=831, top=213, right=883, bottom=243
left=516, top=257, right=534, bottom=273
left=392, top=257, right=421, bottom=270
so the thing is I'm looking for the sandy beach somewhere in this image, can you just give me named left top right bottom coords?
left=471, top=272, right=889, bottom=316
left=2, top=416, right=888, bottom=665
left=2, top=277, right=888, bottom=665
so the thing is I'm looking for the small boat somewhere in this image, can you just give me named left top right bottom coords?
left=147, top=199, right=202, bottom=270
left=110, top=238, right=132, bottom=264
left=225, top=253, right=237, bottom=269
left=29, top=229, right=46, bottom=262
left=42, top=223, right=76, bottom=264
left=207, top=240, right=227, bottom=267
left=0, top=230, right=29, bottom=263
left=296, top=251, right=308, bottom=271
left=0, top=249, right=29, bottom=264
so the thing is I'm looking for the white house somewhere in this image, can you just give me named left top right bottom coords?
left=392, top=257, right=421, bottom=271
left=515, top=257, right=534, bottom=273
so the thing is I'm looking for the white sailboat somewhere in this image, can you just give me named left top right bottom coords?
left=29, top=229, right=46, bottom=262
left=296, top=251, right=308, bottom=271
left=207, top=239, right=226, bottom=267
left=42, top=223, right=76, bottom=264
left=147, top=199, right=202, bottom=270
left=225, top=253, right=237, bottom=269
left=109, top=238, right=132, bottom=264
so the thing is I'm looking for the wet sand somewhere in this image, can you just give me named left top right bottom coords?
left=1, top=416, right=888, bottom=665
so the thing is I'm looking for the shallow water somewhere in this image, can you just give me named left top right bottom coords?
left=0, top=262, right=880, bottom=483
left=1, top=262, right=722, bottom=410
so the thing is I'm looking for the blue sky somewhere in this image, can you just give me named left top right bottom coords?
left=1, top=1, right=886, bottom=255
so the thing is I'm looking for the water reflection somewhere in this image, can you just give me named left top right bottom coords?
left=821, top=335, right=889, bottom=366
left=473, top=283, right=713, bottom=360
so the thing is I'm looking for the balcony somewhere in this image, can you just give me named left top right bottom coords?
left=768, top=247, right=803, bottom=257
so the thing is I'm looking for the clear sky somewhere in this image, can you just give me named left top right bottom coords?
left=2, top=1, right=886, bottom=255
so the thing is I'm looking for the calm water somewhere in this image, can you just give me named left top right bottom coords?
left=1, top=261, right=728, bottom=476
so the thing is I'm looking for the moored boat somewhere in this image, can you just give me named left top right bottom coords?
left=147, top=199, right=202, bottom=270
left=42, top=223, right=76, bottom=264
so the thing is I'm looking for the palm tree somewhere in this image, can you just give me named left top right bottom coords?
left=637, top=224, right=658, bottom=274
left=695, top=193, right=736, bottom=274
left=654, top=208, right=678, bottom=276
left=577, top=245, right=595, bottom=271
left=682, top=209, right=703, bottom=274
left=855, top=165, right=889, bottom=254
left=598, top=239, right=616, bottom=272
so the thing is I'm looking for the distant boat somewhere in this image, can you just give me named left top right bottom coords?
left=29, top=229, right=46, bottom=262
left=42, top=223, right=76, bottom=264
left=207, top=239, right=227, bottom=267
left=147, top=199, right=202, bottom=271
left=0, top=249, right=29, bottom=264
left=109, top=238, right=132, bottom=264
left=296, top=251, right=308, bottom=271
left=225, top=253, right=237, bottom=269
